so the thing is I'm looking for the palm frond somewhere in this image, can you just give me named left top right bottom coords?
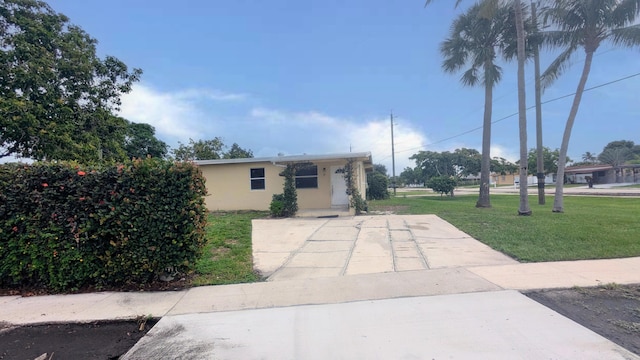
left=611, top=0, right=640, bottom=27
left=610, top=24, right=640, bottom=46
left=484, top=63, right=503, bottom=87
left=540, top=29, right=577, bottom=49
left=424, top=0, right=464, bottom=8
left=540, top=44, right=577, bottom=90
left=461, top=67, right=479, bottom=87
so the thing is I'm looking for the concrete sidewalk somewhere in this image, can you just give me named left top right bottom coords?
left=123, top=291, right=638, bottom=360
left=1, top=215, right=639, bottom=359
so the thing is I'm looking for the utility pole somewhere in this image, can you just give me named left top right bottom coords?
left=391, top=111, right=396, bottom=196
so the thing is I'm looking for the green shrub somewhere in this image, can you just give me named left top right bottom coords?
left=270, top=194, right=285, bottom=217
left=367, top=172, right=390, bottom=200
left=0, top=159, right=207, bottom=291
left=343, top=160, right=367, bottom=214
left=280, top=164, right=298, bottom=217
left=427, top=176, right=457, bottom=197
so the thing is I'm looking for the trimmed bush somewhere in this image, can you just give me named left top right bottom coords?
left=0, top=159, right=207, bottom=291
left=367, top=172, right=390, bottom=200
left=427, top=176, right=457, bottom=197
left=270, top=194, right=285, bottom=217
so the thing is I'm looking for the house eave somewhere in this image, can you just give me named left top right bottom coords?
left=195, top=152, right=373, bottom=166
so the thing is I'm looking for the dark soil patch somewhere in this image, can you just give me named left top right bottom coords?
left=526, top=283, right=640, bottom=355
left=0, top=318, right=157, bottom=360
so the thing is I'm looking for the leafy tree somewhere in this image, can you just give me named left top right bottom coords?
left=490, top=157, right=517, bottom=175
left=452, top=148, right=482, bottom=177
left=366, top=172, right=389, bottom=200
left=172, top=138, right=254, bottom=161
left=427, top=176, right=458, bottom=197
left=123, top=121, right=168, bottom=159
left=224, top=143, right=254, bottom=159
left=172, top=138, right=225, bottom=161
left=410, top=148, right=483, bottom=182
left=373, top=164, right=388, bottom=175
left=601, top=140, right=639, bottom=156
left=519, top=147, right=568, bottom=176
left=411, top=151, right=451, bottom=180
left=399, top=167, right=423, bottom=186
left=542, top=0, right=640, bottom=213
left=0, top=0, right=141, bottom=161
left=440, top=2, right=516, bottom=208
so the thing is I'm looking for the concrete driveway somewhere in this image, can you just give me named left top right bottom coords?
left=252, top=214, right=517, bottom=281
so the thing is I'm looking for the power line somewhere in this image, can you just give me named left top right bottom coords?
left=393, top=71, right=640, bottom=155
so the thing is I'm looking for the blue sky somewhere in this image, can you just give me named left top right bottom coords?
left=46, top=0, right=640, bottom=173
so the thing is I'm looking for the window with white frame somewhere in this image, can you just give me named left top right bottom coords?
left=250, top=168, right=265, bottom=190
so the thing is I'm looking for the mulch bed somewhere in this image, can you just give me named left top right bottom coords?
left=526, top=283, right=640, bottom=355
left=0, top=318, right=158, bottom=360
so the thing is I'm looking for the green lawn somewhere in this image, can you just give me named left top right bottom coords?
left=369, top=195, right=640, bottom=262
left=192, top=211, right=269, bottom=286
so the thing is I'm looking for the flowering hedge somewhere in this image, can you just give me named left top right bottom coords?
left=0, top=159, right=207, bottom=291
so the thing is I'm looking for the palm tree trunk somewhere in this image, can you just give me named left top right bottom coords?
left=532, top=1, right=545, bottom=205
left=515, top=0, right=531, bottom=215
left=553, top=50, right=594, bottom=212
left=476, top=69, right=492, bottom=208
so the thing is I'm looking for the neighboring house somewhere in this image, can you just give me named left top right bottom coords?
left=491, top=172, right=516, bottom=186
left=196, top=152, right=373, bottom=213
left=565, top=164, right=640, bottom=184
left=491, top=173, right=556, bottom=187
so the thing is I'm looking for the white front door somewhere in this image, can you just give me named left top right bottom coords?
left=331, top=166, right=349, bottom=207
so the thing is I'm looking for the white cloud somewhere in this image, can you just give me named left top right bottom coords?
left=248, top=108, right=428, bottom=175
left=175, top=88, right=247, bottom=102
left=118, top=84, right=247, bottom=143
left=490, top=144, right=518, bottom=163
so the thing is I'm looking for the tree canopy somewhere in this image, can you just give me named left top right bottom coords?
left=172, top=138, right=254, bottom=161
left=410, top=148, right=482, bottom=181
left=0, top=0, right=142, bottom=162
left=519, top=147, right=568, bottom=175
left=123, top=121, right=168, bottom=159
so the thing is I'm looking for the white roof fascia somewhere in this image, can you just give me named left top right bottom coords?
left=195, top=152, right=372, bottom=166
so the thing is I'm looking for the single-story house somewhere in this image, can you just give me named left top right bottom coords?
left=196, top=152, right=373, bottom=213
left=565, top=164, right=640, bottom=184
left=490, top=173, right=555, bottom=187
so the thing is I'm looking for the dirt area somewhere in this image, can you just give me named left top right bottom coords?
left=0, top=318, right=157, bottom=360
left=526, top=283, right=640, bottom=355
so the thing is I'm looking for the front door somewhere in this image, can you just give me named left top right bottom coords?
left=331, top=166, right=349, bottom=207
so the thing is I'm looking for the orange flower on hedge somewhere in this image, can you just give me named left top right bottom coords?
left=42, top=183, right=48, bottom=187
left=77, top=171, right=86, bottom=176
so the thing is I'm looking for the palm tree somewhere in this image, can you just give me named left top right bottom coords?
left=532, top=1, right=545, bottom=205
left=542, top=0, right=640, bottom=212
left=440, top=2, right=513, bottom=208
left=581, top=151, right=597, bottom=163
left=514, top=0, right=532, bottom=215
left=427, top=0, right=532, bottom=214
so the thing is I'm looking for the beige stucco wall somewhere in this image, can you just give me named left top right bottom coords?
left=198, top=159, right=368, bottom=212
left=199, top=161, right=284, bottom=211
